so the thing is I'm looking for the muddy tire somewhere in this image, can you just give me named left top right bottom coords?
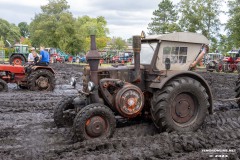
left=27, top=69, right=55, bottom=91
left=54, top=96, right=75, bottom=127
left=73, top=103, right=116, bottom=141
left=18, top=85, right=28, bottom=89
left=151, top=77, right=209, bottom=132
left=215, top=63, right=221, bottom=72
left=237, top=63, right=240, bottom=73
left=222, top=62, right=228, bottom=73
left=10, top=55, right=25, bottom=65
left=0, top=79, right=8, bottom=92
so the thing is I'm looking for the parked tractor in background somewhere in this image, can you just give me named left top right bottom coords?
left=9, top=44, right=29, bottom=65
left=205, top=52, right=223, bottom=72
left=0, top=64, right=55, bottom=91
left=53, top=32, right=213, bottom=141
left=222, top=50, right=240, bottom=73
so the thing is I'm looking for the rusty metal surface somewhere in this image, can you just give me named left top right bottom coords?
left=115, top=83, right=144, bottom=118
left=171, top=93, right=196, bottom=124
left=85, top=116, right=107, bottom=138
left=132, top=36, right=141, bottom=83
left=99, top=78, right=144, bottom=118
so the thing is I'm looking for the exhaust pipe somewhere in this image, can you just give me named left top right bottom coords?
left=132, top=36, right=141, bottom=82
left=86, top=34, right=101, bottom=103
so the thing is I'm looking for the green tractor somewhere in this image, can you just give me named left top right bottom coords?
left=9, top=44, right=29, bottom=65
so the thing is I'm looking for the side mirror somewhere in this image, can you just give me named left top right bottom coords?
left=165, top=58, right=171, bottom=70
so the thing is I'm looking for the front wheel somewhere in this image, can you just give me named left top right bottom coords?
left=151, top=77, right=209, bottom=132
left=73, top=103, right=116, bottom=141
left=54, top=96, right=76, bottom=127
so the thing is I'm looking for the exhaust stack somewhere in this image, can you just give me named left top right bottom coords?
left=86, top=35, right=101, bottom=85
left=86, top=35, right=101, bottom=103
left=132, top=36, right=141, bottom=82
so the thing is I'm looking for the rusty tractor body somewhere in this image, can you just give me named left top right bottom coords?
left=0, top=64, right=55, bottom=91
left=54, top=32, right=213, bottom=141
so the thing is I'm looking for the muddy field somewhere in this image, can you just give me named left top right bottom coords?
left=0, top=63, right=240, bottom=160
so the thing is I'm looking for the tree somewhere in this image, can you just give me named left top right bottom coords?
left=148, top=0, right=180, bottom=34
left=110, top=37, right=127, bottom=51
left=18, top=22, right=29, bottom=38
left=29, top=0, right=76, bottom=52
left=75, top=16, right=109, bottom=53
left=226, top=0, right=240, bottom=48
left=179, top=0, right=221, bottom=39
left=0, top=18, right=21, bottom=46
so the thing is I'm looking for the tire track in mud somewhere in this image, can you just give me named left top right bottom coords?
left=2, top=109, right=238, bottom=160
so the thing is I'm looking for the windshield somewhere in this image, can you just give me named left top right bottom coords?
left=140, top=42, right=158, bottom=64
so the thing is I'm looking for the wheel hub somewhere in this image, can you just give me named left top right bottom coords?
left=85, top=116, right=107, bottom=137
left=14, top=58, right=22, bottom=65
left=36, top=76, right=49, bottom=89
left=172, top=94, right=195, bottom=124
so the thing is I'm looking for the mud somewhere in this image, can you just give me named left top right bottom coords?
left=0, top=63, right=239, bottom=160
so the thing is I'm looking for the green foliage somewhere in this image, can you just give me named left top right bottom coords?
left=18, top=22, right=29, bottom=38
left=148, top=0, right=180, bottom=34
left=110, top=37, right=127, bottom=51
left=75, top=16, right=109, bottom=52
left=0, top=18, right=21, bottom=46
left=29, top=0, right=109, bottom=55
left=226, top=0, right=240, bottom=48
left=179, top=0, right=221, bottom=39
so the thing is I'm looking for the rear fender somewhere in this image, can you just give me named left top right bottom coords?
left=149, top=71, right=213, bottom=114
left=31, top=66, right=55, bottom=74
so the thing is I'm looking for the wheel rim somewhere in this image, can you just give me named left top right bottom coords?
left=85, top=116, right=108, bottom=138
left=171, top=93, right=197, bottom=124
left=13, top=58, right=22, bottom=65
left=36, top=76, right=49, bottom=90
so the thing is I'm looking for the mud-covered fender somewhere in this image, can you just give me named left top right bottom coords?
left=149, top=71, right=213, bottom=114
left=31, top=66, right=55, bottom=74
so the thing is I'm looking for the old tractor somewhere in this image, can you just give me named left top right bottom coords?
left=53, top=32, right=213, bottom=141
left=9, top=44, right=29, bottom=65
left=0, top=64, right=55, bottom=91
left=222, top=50, right=240, bottom=73
left=205, top=52, right=223, bottom=72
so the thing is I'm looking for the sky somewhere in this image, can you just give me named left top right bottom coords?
left=0, top=0, right=228, bottom=40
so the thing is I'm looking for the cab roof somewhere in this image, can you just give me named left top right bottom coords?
left=143, top=32, right=209, bottom=44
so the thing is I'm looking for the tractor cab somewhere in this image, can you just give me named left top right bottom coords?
left=9, top=44, right=29, bottom=65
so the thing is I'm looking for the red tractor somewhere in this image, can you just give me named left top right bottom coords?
left=222, top=50, right=240, bottom=73
left=0, top=64, right=55, bottom=92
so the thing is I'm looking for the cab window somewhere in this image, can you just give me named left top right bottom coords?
left=163, top=47, right=188, bottom=64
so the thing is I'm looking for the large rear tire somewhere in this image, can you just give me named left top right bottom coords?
left=27, top=69, right=55, bottom=91
left=10, top=55, right=25, bottom=65
left=0, top=79, right=8, bottom=92
left=151, top=77, right=209, bottom=132
left=73, top=103, right=116, bottom=141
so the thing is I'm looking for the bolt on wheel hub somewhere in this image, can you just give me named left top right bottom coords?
left=171, top=93, right=196, bottom=124
left=36, top=76, right=49, bottom=89
left=85, top=116, right=107, bottom=137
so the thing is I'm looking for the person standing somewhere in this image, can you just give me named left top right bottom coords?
left=28, top=47, right=35, bottom=62
left=37, top=46, right=49, bottom=66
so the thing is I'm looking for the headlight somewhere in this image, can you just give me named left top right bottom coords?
left=88, top=81, right=95, bottom=92
left=70, top=77, right=76, bottom=87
